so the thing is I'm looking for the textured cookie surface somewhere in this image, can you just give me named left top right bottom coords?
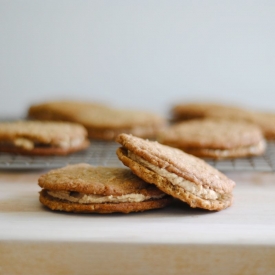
left=0, top=120, right=89, bottom=155
left=157, top=118, right=266, bottom=159
left=116, top=134, right=236, bottom=211
left=249, top=112, right=275, bottom=140
left=38, top=163, right=171, bottom=214
left=28, top=100, right=166, bottom=140
left=171, top=102, right=250, bottom=121
left=74, top=108, right=166, bottom=140
left=28, top=100, right=107, bottom=121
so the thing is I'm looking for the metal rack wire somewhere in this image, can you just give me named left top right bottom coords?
left=1, top=141, right=275, bottom=172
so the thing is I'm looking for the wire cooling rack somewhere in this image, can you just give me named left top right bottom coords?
left=0, top=141, right=123, bottom=170
left=1, top=141, right=275, bottom=172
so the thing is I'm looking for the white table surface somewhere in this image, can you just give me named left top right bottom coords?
left=1, top=170, right=275, bottom=275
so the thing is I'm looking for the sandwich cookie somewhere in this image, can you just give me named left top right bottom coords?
left=0, top=120, right=90, bottom=155
left=171, top=102, right=253, bottom=122
left=116, top=134, right=236, bottom=211
left=71, top=107, right=166, bottom=140
left=38, top=163, right=172, bottom=214
left=28, top=100, right=166, bottom=140
left=249, top=111, right=275, bottom=140
left=157, top=118, right=266, bottom=159
left=28, top=100, right=107, bottom=121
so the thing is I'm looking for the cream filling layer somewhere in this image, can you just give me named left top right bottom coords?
left=128, top=152, right=219, bottom=200
left=47, top=190, right=165, bottom=204
left=191, top=140, right=266, bottom=157
left=13, top=137, right=85, bottom=150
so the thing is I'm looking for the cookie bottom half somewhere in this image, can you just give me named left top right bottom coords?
left=39, top=190, right=172, bottom=214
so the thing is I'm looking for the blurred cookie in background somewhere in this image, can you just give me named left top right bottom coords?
left=171, top=102, right=254, bottom=122
left=70, top=107, right=166, bottom=140
left=28, top=100, right=108, bottom=121
left=0, top=120, right=90, bottom=155
left=157, top=118, right=266, bottom=159
left=28, top=100, right=166, bottom=141
left=249, top=112, right=275, bottom=140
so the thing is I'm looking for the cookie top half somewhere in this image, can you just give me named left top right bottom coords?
left=249, top=111, right=275, bottom=140
left=28, top=100, right=107, bottom=121
left=171, top=102, right=250, bottom=121
left=28, top=100, right=166, bottom=140
left=38, top=163, right=164, bottom=197
left=73, top=108, right=165, bottom=129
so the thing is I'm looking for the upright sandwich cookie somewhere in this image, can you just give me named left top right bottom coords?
left=0, top=120, right=90, bottom=155
left=157, top=118, right=266, bottom=159
left=38, top=163, right=172, bottom=214
left=116, top=134, right=236, bottom=211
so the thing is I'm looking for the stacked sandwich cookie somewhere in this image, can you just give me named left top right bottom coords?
left=0, top=120, right=90, bottom=155
left=38, top=164, right=172, bottom=214
left=116, top=134, right=236, bottom=211
left=171, top=102, right=254, bottom=122
left=28, top=100, right=107, bottom=121
left=28, top=100, right=166, bottom=140
left=248, top=111, right=275, bottom=140
left=157, top=118, right=266, bottom=159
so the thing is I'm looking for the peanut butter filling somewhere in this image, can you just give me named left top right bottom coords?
left=47, top=190, right=165, bottom=204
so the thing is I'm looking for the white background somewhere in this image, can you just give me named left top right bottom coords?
left=1, top=0, right=275, bottom=118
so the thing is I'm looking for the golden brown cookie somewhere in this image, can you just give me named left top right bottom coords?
left=116, top=134, right=236, bottom=211
left=0, top=120, right=90, bottom=155
left=28, top=100, right=166, bottom=140
left=157, top=118, right=266, bottom=159
left=249, top=112, right=275, bottom=140
left=171, top=102, right=253, bottom=122
left=73, top=108, right=166, bottom=140
left=28, top=100, right=107, bottom=121
left=38, top=163, right=172, bottom=214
